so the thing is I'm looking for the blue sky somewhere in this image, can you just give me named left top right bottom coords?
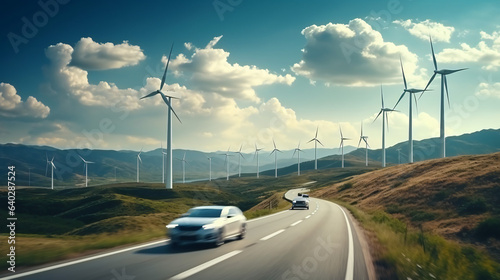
left=1, top=0, right=499, bottom=153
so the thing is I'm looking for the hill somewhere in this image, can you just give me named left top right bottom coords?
left=313, top=152, right=500, bottom=265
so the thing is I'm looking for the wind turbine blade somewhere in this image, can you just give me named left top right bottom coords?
left=292, top=149, right=297, bottom=158
left=315, top=126, right=319, bottom=138
left=239, top=144, right=243, bottom=153
left=358, top=137, right=362, bottom=148
left=138, top=155, right=142, bottom=163
left=380, top=85, right=385, bottom=108
left=140, top=91, right=158, bottom=100
left=448, top=68, right=468, bottom=74
left=423, top=73, right=436, bottom=94
left=51, top=162, right=56, bottom=169
left=160, top=93, right=182, bottom=123
left=373, top=110, right=383, bottom=123
left=51, top=156, right=54, bottom=162
left=273, top=139, right=277, bottom=149
left=386, top=112, right=390, bottom=132
left=183, top=152, right=186, bottom=161
left=316, top=139, right=324, bottom=147
left=45, top=161, right=48, bottom=177
left=339, top=125, right=343, bottom=138
left=160, top=43, right=174, bottom=91
left=400, top=57, right=407, bottom=90
left=430, top=37, right=438, bottom=70
left=364, top=139, right=370, bottom=148
left=413, top=93, right=419, bottom=114
left=307, top=138, right=315, bottom=144
left=444, top=75, right=450, bottom=108
left=78, top=155, right=85, bottom=162
left=393, top=92, right=405, bottom=110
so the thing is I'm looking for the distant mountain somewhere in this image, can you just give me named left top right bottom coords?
left=1, top=129, right=499, bottom=187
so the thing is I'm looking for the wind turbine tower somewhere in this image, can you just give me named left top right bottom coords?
left=307, top=127, right=323, bottom=170
left=78, top=155, right=94, bottom=187
left=373, top=86, right=396, bottom=167
left=140, top=43, right=181, bottom=189
left=422, top=37, right=467, bottom=158
left=393, top=57, right=426, bottom=163
left=176, top=152, right=188, bottom=183
left=339, top=125, right=350, bottom=168
left=358, top=123, right=370, bottom=167
left=270, top=139, right=281, bottom=178
left=45, top=155, right=56, bottom=190
left=254, top=143, right=263, bottom=178
left=292, top=142, right=303, bottom=176
left=136, top=148, right=142, bottom=183
left=235, top=145, right=245, bottom=177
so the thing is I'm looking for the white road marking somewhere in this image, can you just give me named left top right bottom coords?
left=336, top=205, right=354, bottom=280
left=169, top=250, right=242, bottom=280
left=1, top=239, right=168, bottom=280
left=247, top=209, right=289, bottom=223
left=260, top=229, right=285, bottom=241
left=290, top=220, right=303, bottom=227
left=305, top=215, right=311, bottom=219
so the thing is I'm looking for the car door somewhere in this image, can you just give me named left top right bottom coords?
left=226, top=207, right=240, bottom=236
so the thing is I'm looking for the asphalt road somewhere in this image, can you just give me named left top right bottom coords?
left=4, top=194, right=371, bottom=280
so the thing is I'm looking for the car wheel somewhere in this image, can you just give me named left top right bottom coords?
left=238, top=224, right=246, bottom=240
left=214, top=228, right=224, bottom=247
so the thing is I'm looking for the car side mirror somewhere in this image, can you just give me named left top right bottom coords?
left=227, top=215, right=234, bottom=219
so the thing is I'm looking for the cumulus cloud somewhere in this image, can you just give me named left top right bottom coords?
left=169, top=36, right=295, bottom=103
left=434, top=30, right=500, bottom=71
left=0, top=83, right=50, bottom=118
left=71, top=37, right=146, bottom=70
left=475, top=82, right=500, bottom=99
left=292, top=18, right=424, bottom=87
left=393, top=19, right=455, bottom=42
left=44, top=42, right=149, bottom=111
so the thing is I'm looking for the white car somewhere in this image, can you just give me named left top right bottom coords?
left=167, top=206, right=247, bottom=247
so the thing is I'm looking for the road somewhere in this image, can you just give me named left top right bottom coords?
left=4, top=193, right=371, bottom=280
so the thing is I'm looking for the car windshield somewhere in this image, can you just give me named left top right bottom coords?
left=187, top=208, right=222, bottom=218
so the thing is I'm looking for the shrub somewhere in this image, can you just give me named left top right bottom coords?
left=339, top=182, right=353, bottom=192
left=474, top=216, right=500, bottom=240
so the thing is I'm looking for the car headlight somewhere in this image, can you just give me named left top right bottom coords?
left=292, top=200, right=296, bottom=203
left=166, top=224, right=178, bottom=229
left=202, top=224, right=216, bottom=230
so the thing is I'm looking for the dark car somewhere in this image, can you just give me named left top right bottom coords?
left=292, top=196, right=309, bottom=210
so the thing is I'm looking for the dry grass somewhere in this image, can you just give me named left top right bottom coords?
left=313, top=152, right=500, bottom=278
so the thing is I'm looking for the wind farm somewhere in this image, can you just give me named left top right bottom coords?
left=2, top=2, right=496, bottom=279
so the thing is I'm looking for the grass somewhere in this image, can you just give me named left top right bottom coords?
left=336, top=200, right=500, bottom=279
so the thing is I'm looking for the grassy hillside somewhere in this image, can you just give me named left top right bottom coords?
left=313, top=152, right=500, bottom=279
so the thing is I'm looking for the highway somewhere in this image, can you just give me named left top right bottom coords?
left=4, top=190, right=372, bottom=280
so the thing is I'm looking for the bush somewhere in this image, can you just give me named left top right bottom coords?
left=475, top=216, right=500, bottom=240
left=339, top=182, right=353, bottom=192
left=459, top=197, right=489, bottom=215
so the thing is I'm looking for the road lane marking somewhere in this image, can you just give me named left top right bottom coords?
left=305, top=215, right=311, bottom=219
left=247, top=209, right=289, bottom=223
left=260, top=229, right=285, bottom=241
left=1, top=239, right=168, bottom=280
left=169, top=250, right=242, bottom=280
left=290, top=220, right=303, bottom=227
left=336, top=205, right=354, bottom=280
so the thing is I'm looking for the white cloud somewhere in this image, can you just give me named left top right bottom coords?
left=44, top=42, right=150, bottom=111
left=169, top=36, right=295, bottom=103
left=292, top=18, right=425, bottom=87
left=475, top=82, right=500, bottom=99
left=184, top=42, right=193, bottom=50
left=0, top=83, right=50, bottom=118
left=71, top=37, right=146, bottom=70
left=393, top=19, right=455, bottom=42
left=434, top=30, right=500, bottom=71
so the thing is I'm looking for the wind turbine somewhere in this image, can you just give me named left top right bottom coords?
left=396, top=148, right=402, bottom=164
left=307, top=126, right=324, bottom=170
left=161, top=142, right=167, bottom=183
left=269, top=139, right=281, bottom=178
left=422, top=37, right=467, bottom=158
left=393, top=57, right=426, bottom=163
left=78, top=155, right=94, bottom=187
left=140, top=43, right=181, bottom=189
left=339, top=125, right=350, bottom=168
left=373, top=86, right=396, bottom=167
left=358, top=123, right=370, bottom=167
left=234, top=145, right=245, bottom=177
left=176, top=152, right=188, bottom=183
left=136, top=148, right=143, bottom=183
left=45, top=154, right=56, bottom=190
left=254, top=143, right=263, bottom=178
left=292, top=142, right=303, bottom=176
left=207, top=156, right=213, bottom=181
left=220, top=147, right=232, bottom=181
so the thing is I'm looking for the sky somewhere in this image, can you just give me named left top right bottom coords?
left=1, top=0, right=499, bottom=153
